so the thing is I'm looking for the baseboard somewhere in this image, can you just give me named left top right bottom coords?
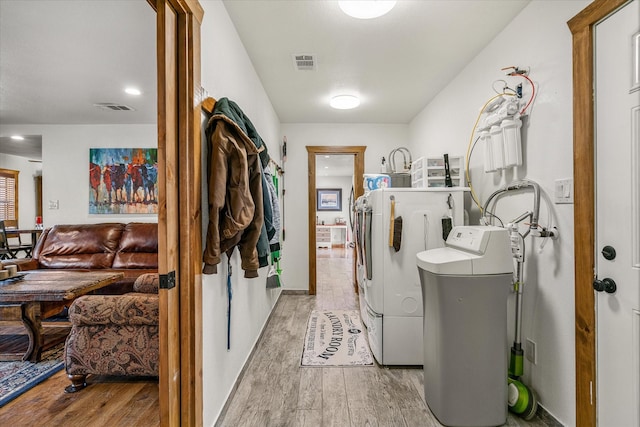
left=281, top=289, right=308, bottom=295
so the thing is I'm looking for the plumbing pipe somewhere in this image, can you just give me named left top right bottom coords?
left=482, top=179, right=541, bottom=230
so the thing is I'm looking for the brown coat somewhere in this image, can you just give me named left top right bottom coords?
left=202, top=117, right=264, bottom=278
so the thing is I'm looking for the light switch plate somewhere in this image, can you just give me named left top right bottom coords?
left=554, top=178, right=573, bottom=204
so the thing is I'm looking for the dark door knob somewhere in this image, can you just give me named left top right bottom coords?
left=602, top=278, right=617, bottom=293
left=593, top=278, right=617, bottom=293
left=601, top=246, right=616, bottom=260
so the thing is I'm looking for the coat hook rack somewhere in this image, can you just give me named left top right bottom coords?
left=202, top=96, right=217, bottom=114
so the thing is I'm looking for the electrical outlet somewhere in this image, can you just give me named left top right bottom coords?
left=526, top=338, right=537, bottom=364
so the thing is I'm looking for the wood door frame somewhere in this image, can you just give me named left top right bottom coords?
left=154, top=0, right=203, bottom=424
left=307, top=146, right=366, bottom=295
left=568, top=1, right=629, bottom=425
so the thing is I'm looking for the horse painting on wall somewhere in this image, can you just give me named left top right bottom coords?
left=89, top=148, right=158, bottom=214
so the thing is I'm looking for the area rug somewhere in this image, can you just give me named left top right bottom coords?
left=301, top=310, right=374, bottom=367
left=0, top=343, right=65, bottom=407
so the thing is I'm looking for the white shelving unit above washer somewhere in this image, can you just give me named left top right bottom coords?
left=412, top=156, right=464, bottom=188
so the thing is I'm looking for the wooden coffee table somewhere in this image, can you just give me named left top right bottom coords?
left=0, top=270, right=124, bottom=362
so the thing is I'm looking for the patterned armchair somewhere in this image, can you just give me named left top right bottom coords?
left=64, top=273, right=159, bottom=393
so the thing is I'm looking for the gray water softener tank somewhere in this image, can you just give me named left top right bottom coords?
left=416, top=225, right=513, bottom=427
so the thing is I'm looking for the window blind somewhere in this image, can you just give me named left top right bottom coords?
left=0, top=170, right=17, bottom=221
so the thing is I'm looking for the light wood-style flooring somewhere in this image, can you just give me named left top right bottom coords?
left=0, top=368, right=158, bottom=425
left=216, top=247, right=552, bottom=426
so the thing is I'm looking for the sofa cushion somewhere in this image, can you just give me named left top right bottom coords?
left=112, top=223, right=158, bottom=269
left=36, top=223, right=124, bottom=269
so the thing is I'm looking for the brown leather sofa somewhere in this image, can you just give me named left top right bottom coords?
left=10, top=222, right=157, bottom=294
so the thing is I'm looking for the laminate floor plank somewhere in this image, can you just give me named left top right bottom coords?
left=275, top=367, right=301, bottom=410
left=401, top=407, right=441, bottom=427
left=268, top=408, right=299, bottom=427
left=234, top=408, right=269, bottom=427
left=322, top=368, right=351, bottom=427
left=349, top=407, right=379, bottom=427
left=298, top=367, right=323, bottom=410
left=217, top=372, right=255, bottom=425
left=375, top=404, right=410, bottom=427
left=296, top=408, right=323, bottom=427
left=378, top=367, right=426, bottom=409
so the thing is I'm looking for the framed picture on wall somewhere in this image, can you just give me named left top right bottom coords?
left=89, top=148, right=158, bottom=214
left=317, top=188, right=342, bottom=211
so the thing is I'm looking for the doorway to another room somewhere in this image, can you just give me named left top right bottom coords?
left=315, top=153, right=355, bottom=309
left=306, top=146, right=365, bottom=296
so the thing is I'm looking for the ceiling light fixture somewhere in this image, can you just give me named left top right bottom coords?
left=338, top=1, right=396, bottom=19
left=124, top=87, right=142, bottom=96
left=10, top=135, right=24, bottom=141
left=330, top=95, right=360, bottom=110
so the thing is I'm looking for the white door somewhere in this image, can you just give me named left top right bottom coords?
left=595, top=1, right=640, bottom=425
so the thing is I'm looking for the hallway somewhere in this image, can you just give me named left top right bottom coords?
left=215, top=248, right=551, bottom=426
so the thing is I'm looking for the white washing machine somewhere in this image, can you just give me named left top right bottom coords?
left=354, top=188, right=468, bottom=365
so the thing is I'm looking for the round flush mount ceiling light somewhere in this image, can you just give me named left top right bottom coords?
left=124, top=87, right=142, bottom=96
left=10, top=135, right=24, bottom=141
left=338, top=1, right=396, bottom=19
left=330, top=95, right=361, bottom=110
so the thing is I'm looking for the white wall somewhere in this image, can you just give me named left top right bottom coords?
left=0, top=152, right=41, bottom=240
left=279, top=123, right=407, bottom=291
left=199, top=1, right=282, bottom=425
left=316, top=175, right=351, bottom=227
left=0, top=124, right=157, bottom=227
left=408, top=1, right=588, bottom=424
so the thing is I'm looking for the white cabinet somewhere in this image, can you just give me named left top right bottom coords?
left=316, top=225, right=348, bottom=248
left=316, top=226, right=332, bottom=248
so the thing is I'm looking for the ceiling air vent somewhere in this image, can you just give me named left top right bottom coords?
left=93, top=103, right=136, bottom=111
left=292, top=54, right=316, bottom=71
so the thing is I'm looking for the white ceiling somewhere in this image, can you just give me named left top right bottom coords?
left=0, top=0, right=156, bottom=160
left=222, top=0, right=530, bottom=123
left=0, top=0, right=530, bottom=161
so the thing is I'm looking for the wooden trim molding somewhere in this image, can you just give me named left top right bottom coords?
left=178, top=7, right=203, bottom=427
left=156, top=0, right=203, bottom=425
left=567, top=1, right=629, bottom=426
left=306, top=146, right=366, bottom=295
left=156, top=1, right=180, bottom=424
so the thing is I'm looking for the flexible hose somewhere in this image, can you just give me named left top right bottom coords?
left=482, top=179, right=541, bottom=230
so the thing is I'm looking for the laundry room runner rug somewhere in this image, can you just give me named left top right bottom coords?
left=301, top=310, right=374, bottom=367
left=0, top=343, right=65, bottom=407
